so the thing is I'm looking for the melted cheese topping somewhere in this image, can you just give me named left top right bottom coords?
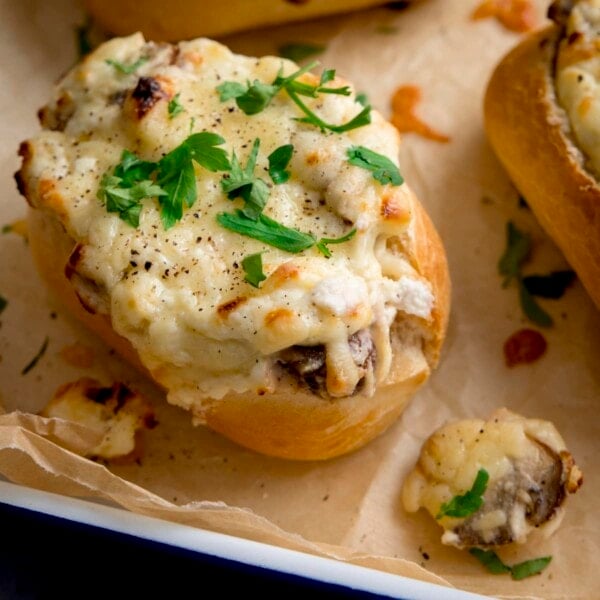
left=23, top=34, right=434, bottom=408
left=556, top=0, right=600, bottom=177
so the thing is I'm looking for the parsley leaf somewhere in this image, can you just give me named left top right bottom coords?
left=217, top=81, right=248, bottom=102
left=22, top=336, right=49, bottom=376
left=268, top=144, right=294, bottom=184
left=75, top=18, right=93, bottom=58
left=498, top=221, right=554, bottom=328
left=100, top=133, right=230, bottom=229
left=221, top=139, right=269, bottom=220
left=105, top=57, right=148, bottom=75
left=0, top=294, right=7, bottom=314
left=347, top=146, right=404, bottom=186
left=278, top=42, right=325, bottom=62
left=355, top=92, right=369, bottom=107
left=522, top=270, right=576, bottom=299
left=241, top=252, right=267, bottom=288
left=157, top=151, right=196, bottom=229
left=217, top=80, right=280, bottom=115
left=185, top=132, right=231, bottom=172
left=498, top=221, right=531, bottom=288
left=217, top=62, right=370, bottom=133
left=98, top=172, right=166, bottom=228
left=168, top=93, right=185, bottom=119
left=468, top=549, right=511, bottom=575
left=469, top=549, right=552, bottom=580
left=436, top=469, right=489, bottom=519
left=510, top=556, right=553, bottom=580
left=519, top=283, right=553, bottom=328
left=316, top=228, right=357, bottom=258
left=217, top=211, right=316, bottom=253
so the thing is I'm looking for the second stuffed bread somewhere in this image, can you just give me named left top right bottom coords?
left=485, top=0, right=600, bottom=310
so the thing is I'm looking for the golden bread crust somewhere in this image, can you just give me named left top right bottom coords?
left=27, top=197, right=448, bottom=460
left=84, top=0, right=389, bottom=41
left=484, top=26, right=600, bottom=310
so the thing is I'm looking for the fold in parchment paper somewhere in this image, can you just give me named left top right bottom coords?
left=0, top=1, right=598, bottom=598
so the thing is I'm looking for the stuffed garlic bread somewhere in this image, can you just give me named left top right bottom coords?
left=16, top=34, right=449, bottom=459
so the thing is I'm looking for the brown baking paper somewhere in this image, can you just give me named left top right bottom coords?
left=0, top=1, right=598, bottom=598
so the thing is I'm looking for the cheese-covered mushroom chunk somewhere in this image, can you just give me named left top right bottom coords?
left=402, top=409, right=583, bottom=548
left=41, top=377, right=156, bottom=460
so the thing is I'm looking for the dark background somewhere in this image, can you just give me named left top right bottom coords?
left=0, top=502, right=391, bottom=599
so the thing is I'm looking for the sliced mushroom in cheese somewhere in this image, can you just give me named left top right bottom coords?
left=402, top=409, right=583, bottom=548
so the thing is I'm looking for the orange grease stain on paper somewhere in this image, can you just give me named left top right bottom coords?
left=59, top=342, right=95, bottom=369
left=471, top=0, right=537, bottom=33
left=390, top=85, right=450, bottom=143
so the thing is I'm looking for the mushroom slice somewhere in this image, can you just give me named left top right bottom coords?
left=41, top=377, right=157, bottom=460
left=402, top=408, right=583, bottom=548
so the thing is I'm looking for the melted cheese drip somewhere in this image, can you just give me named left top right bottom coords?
left=24, top=34, right=434, bottom=406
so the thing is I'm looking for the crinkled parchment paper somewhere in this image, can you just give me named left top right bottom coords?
left=0, top=1, right=598, bottom=598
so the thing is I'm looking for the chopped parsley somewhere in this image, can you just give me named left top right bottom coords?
left=21, top=336, right=49, bottom=376
left=316, top=229, right=357, bottom=258
left=469, top=549, right=552, bottom=581
left=98, top=133, right=230, bottom=229
left=167, top=93, right=185, bottom=119
left=278, top=42, right=325, bottom=62
left=347, top=146, right=404, bottom=186
left=75, top=18, right=93, bottom=58
left=105, top=57, right=148, bottom=75
left=241, top=253, right=267, bottom=288
left=217, top=211, right=316, bottom=254
left=1, top=224, right=12, bottom=233
left=0, top=294, right=7, bottom=314
left=498, top=221, right=553, bottom=328
left=355, top=92, right=369, bottom=107
left=221, top=138, right=270, bottom=220
left=436, top=469, right=489, bottom=519
left=217, top=61, right=371, bottom=133
left=268, top=144, right=294, bottom=184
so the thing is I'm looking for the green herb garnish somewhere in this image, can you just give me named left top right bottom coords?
left=2, top=224, right=12, bottom=234
left=498, top=221, right=530, bottom=288
left=436, top=469, right=489, bottom=519
left=268, top=144, right=294, bottom=184
left=0, top=294, right=7, bottom=314
left=316, top=228, right=357, bottom=258
left=498, top=221, right=553, bottom=328
left=510, top=556, right=553, bottom=580
left=105, top=57, right=148, bottom=75
left=241, top=252, right=267, bottom=288
left=355, top=92, right=369, bottom=107
left=522, top=270, right=576, bottom=299
left=168, top=93, right=185, bottom=119
left=347, top=146, right=404, bottom=186
left=218, top=210, right=356, bottom=257
left=469, top=549, right=552, bottom=581
left=75, top=18, right=93, bottom=58
left=221, top=139, right=270, bottom=220
left=468, top=549, right=511, bottom=575
left=278, top=43, right=325, bottom=62
left=519, top=284, right=553, bottom=328
left=217, top=211, right=316, bottom=253
left=217, top=61, right=370, bottom=133
left=99, top=133, right=230, bottom=229
left=99, top=173, right=167, bottom=227
left=21, top=336, right=49, bottom=376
